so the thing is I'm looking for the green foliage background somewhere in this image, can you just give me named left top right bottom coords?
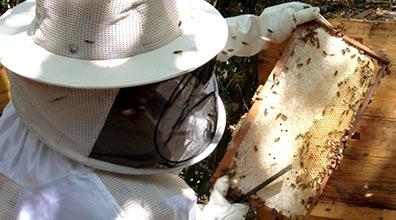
left=1, top=0, right=22, bottom=14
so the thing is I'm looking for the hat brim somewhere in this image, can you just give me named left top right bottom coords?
left=0, top=0, right=228, bottom=88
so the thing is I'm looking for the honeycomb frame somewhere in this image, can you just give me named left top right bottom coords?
left=212, top=22, right=389, bottom=219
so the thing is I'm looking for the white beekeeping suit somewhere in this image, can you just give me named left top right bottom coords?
left=0, top=0, right=329, bottom=219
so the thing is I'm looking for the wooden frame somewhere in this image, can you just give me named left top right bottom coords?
left=211, top=20, right=393, bottom=219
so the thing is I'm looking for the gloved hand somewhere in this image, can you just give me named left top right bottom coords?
left=260, top=2, right=331, bottom=43
left=217, top=2, right=332, bottom=61
left=199, top=176, right=249, bottom=220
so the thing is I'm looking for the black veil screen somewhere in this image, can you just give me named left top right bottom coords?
left=90, top=59, right=220, bottom=168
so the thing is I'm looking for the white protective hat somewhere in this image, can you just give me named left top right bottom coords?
left=0, top=0, right=228, bottom=88
left=0, top=0, right=227, bottom=175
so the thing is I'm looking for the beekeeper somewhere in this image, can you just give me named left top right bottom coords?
left=0, top=0, right=330, bottom=219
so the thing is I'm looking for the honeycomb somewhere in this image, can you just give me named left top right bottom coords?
left=227, top=25, right=377, bottom=218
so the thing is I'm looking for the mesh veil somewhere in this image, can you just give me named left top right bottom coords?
left=90, top=59, right=220, bottom=168
left=7, top=59, right=222, bottom=170
left=8, top=71, right=118, bottom=156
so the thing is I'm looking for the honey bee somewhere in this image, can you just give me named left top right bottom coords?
left=280, top=114, right=288, bottom=121
left=173, top=50, right=183, bottom=54
left=264, top=108, right=268, bottom=116
left=295, top=134, right=303, bottom=140
left=292, top=14, right=297, bottom=23
left=276, top=113, right=287, bottom=120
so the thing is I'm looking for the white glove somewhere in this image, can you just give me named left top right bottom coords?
left=200, top=176, right=248, bottom=220
left=217, top=2, right=331, bottom=62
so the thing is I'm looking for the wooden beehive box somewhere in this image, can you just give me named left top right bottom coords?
left=212, top=20, right=393, bottom=219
